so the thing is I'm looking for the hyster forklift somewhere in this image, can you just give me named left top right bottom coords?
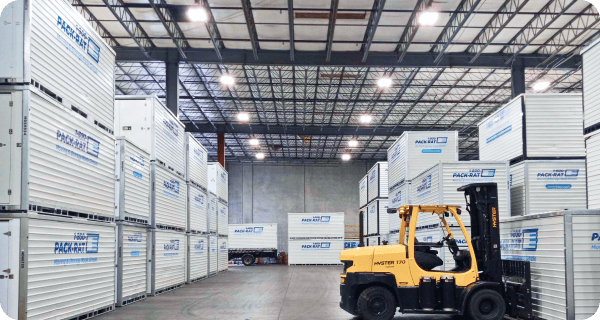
left=339, top=183, right=533, bottom=320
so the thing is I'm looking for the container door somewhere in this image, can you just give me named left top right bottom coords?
left=0, top=93, right=14, bottom=204
left=0, top=222, right=9, bottom=315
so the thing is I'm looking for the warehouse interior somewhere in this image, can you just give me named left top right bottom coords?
left=2, top=0, right=600, bottom=319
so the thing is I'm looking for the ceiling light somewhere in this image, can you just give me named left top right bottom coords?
left=348, top=140, right=359, bottom=148
left=237, top=112, right=250, bottom=122
left=256, top=153, right=265, bottom=160
left=377, top=77, right=393, bottom=88
left=188, top=6, right=208, bottom=22
left=533, top=81, right=550, bottom=91
left=341, top=154, right=351, bottom=161
left=419, top=11, right=439, bottom=26
left=360, top=114, right=372, bottom=124
left=220, top=74, right=235, bottom=86
left=249, top=138, right=259, bottom=146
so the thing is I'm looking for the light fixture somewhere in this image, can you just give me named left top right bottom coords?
left=220, top=74, right=235, bottom=86
left=377, top=77, right=393, bottom=88
left=360, top=114, right=373, bottom=124
left=187, top=6, right=208, bottom=22
left=419, top=11, right=439, bottom=26
left=256, top=153, right=265, bottom=160
left=341, top=154, right=351, bottom=161
left=533, top=81, right=550, bottom=91
left=249, top=138, right=259, bottom=146
left=237, top=112, right=250, bottom=122
left=348, top=139, right=359, bottom=147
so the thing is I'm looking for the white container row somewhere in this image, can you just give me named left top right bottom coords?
left=115, top=96, right=186, bottom=179
left=185, top=133, right=208, bottom=191
left=151, top=163, right=187, bottom=230
left=208, top=162, right=228, bottom=204
left=388, top=182, right=411, bottom=233
left=368, top=162, right=388, bottom=202
left=582, top=39, right=600, bottom=134
left=586, top=132, right=600, bottom=209
left=0, top=87, right=115, bottom=218
left=366, top=199, right=388, bottom=236
left=359, top=175, right=368, bottom=208
left=288, top=212, right=345, bottom=240
left=287, top=239, right=344, bottom=265
left=509, top=160, right=587, bottom=216
left=1, top=0, right=116, bottom=133
left=228, top=224, right=278, bottom=250
left=387, top=131, right=459, bottom=195
left=478, top=93, right=585, bottom=162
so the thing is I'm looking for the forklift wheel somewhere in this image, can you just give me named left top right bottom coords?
left=242, top=254, right=255, bottom=266
left=356, top=286, right=397, bottom=320
left=467, top=289, right=506, bottom=320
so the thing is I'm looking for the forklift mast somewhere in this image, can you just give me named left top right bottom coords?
left=457, top=183, right=502, bottom=284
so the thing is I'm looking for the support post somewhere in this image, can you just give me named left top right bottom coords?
left=166, top=60, right=179, bottom=116
left=511, top=64, right=526, bottom=98
left=217, top=133, right=226, bottom=168
left=358, top=211, right=365, bottom=247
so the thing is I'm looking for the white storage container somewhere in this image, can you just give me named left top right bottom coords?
left=361, top=208, right=368, bottom=240
left=218, top=237, right=228, bottom=272
left=387, top=131, right=459, bottom=194
left=368, top=162, right=388, bottom=201
left=208, top=192, right=218, bottom=234
left=500, top=210, right=600, bottom=320
left=586, top=132, right=600, bottom=209
left=229, top=224, right=277, bottom=250
left=582, top=39, right=600, bottom=134
left=411, top=161, right=510, bottom=226
left=114, top=96, right=186, bottom=179
left=187, top=234, right=208, bottom=282
left=185, top=133, right=208, bottom=190
left=359, top=175, right=368, bottom=208
left=208, top=235, right=218, bottom=275
left=388, top=182, right=410, bottom=233
left=208, top=162, right=228, bottom=204
left=0, top=88, right=115, bottom=218
left=0, top=0, right=116, bottom=132
left=218, top=202, right=228, bottom=236
left=148, top=229, right=186, bottom=295
left=151, top=163, right=187, bottom=230
left=0, top=213, right=116, bottom=320
left=478, top=93, right=585, bottom=162
left=116, top=222, right=147, bottom=307
left=288, top=239, right=344, bottom=265
left=115, top=138, right=150, bottom=224
left=367, top=199, right=388, bottom=236
left=188, top=184, right=208, bottom=233
left=288, top=212, right=345, bottom=239
left=510, top=160, right=587, bottom=216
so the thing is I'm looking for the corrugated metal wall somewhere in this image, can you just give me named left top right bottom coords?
left=152, top=164, right=187, bottom=229
left=586, top=132, right=600, bottom=209
left=287, top=239, right=344, bottom=265
left=288, top=212, right=344, bottom=239
left=208, top=193, right=218, bottom=234
left=185, top=133, right=208, bottom=190
left=478, top=96, right=524, bottom=161
left=188, top=234, right=208, bottom=281
left=218, top=238, right=228, bottom=272
left=368, top=162, right=388, bottom=201
left=583, top=41, right=600, bottom=130
left=152, top=230, right=186, bottom=293
left=117, top=223, right=147, bottom=305
left=116, top=139, right=150, bottom=221
left=188, top=185, right=208, bottom=233
left=359, top=175, right=368, bottom=208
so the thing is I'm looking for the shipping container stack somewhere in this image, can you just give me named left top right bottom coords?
left=114, top=95, right=187, bottom=297
left=358, top=175, right=368, bottom=239
left=365, top=162, right=389, bottom=246
left=0, top=0, right=119, bottom=318
left=185, top=133, right=209, bottom=282
left=478, top=93, right=587, bottom=216
left=208, top=162, right=229, bottom=272
left=582, top=40, right=600, bottom=210
left=287, top=213, right=345, bottom=265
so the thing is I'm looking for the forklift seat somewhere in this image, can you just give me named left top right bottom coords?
left=414, top=251, right=443, bottom=271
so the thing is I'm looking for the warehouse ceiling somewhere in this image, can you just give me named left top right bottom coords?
left=73, top=0, right=598, bottom=163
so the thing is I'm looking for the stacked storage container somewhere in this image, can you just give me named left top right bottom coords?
left=288, top=213, right=344, bottom=265
left=209, top=235, right=218, bottom=275
left=387, top=183, right=410, bottom=245
left=359, top=175, right=368, bottom=237
left=478, top=93, right=586, bottom=216
left=582, top=41, right=600, bottom=210
left=366, top=162, right=389, bottom=244
left=209, top=162, right=229, bottom=272
left=0, top=0, right=118, bottom=317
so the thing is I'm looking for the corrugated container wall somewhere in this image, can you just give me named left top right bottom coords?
left=478, top=94, right=585, bottom=162
left=218, top=237, right=228, bottom=272
left=148, top=229, right=186, bottom=295
left=0, top=0, right=116, bottom=132
left=115, top=138, right=150, bottom=224
left=586, top=132, right=600, bottom=209
left=114, top=96, right=186, bottom=179
left=288, top=212, right=345, bottom=239
left=359, top=175, right=368, bottom=208
left=228, top=224, right=278, bottom=250
left=510, top=160, right=587, bottom=216
left=185, top=133, right=208, bottom=191
left=500, top=210, right=600, bottom=320
left=218, top=202, right=228, bottom=236
left=209, top=235, right=218, bottom=275
left=287, top=239, right=344, bottom=265
left=367, top=199, right=388, bottom=236
left=387, top=131, right=459, bottom=195
left=187, top=234, right=208, bottom=282
left=151, top=163, right=187, bottom=230
left=582, top=39, right=600, bottom=134
left=0, top=214, right=116, bottom=320
left=388, top=182, right=410, bottom=233
left=208, top=162, right=228, bottom=204
left=116, top=223, right=147, bottom=306
left=208, top=192, right=218, bottom=234
left=188, top=184, right=208, bottom=233
left=368, top=162, right=388, bottom=201
left=0, top=88, right=115, bottom=218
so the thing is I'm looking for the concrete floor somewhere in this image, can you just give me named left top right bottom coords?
left=98, top=265, right=453, bottom=320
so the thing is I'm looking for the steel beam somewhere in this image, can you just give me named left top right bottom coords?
left=148, top=0, right=189, bottom=58
left=396, top=0, right=433, bottom=62
left=241, top=0, right=260, bottom=61
left=325, top=0, right=340, bottom=62
left=511, top=64, right=526, bottom=98
left=166, top=61, right=179, bottom=117
left=201, top=0, right=224, bottom=61
left=288, top=0, right=295, bottom=61
left=361, top=0, right=387, bottom=63
left=102, top=0, right=154, bottom=58
left=432, top=0, right=481, bottom=63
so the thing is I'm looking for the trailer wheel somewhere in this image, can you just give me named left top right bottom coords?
left=242, top=254, right=255, bottom=266
left=467, top=289, right=506, bottom=320
left=356, top=286, right=396, bottom=320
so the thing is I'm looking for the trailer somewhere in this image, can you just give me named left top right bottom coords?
left=228, top=224, right=278, bottom=266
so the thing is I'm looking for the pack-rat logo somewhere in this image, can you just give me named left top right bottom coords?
left=164, top=239, right=180, bottom=251
left=163, top=119, right=180, bottom=137
left=301, top=216, right=331, bottom=224
left=128, top=233, right=143, bottom=243
left=194, top=240, right=205, bottom=250
left=416, top=175, right=432, bottom=193
left=55, top=233, right=99, bottom=254
left=592, top=233, right=600, bottom=250
left=195, top=193, right=205, bottom=204
left=164, top=179, right=180, bottom=194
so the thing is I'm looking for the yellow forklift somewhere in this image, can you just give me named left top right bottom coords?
left=339, top=183, right=533, bottom=320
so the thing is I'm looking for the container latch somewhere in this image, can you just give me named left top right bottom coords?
left=2, top=231, right=10, bottom=236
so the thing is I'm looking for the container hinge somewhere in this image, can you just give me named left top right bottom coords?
left=2, top=269, right=10, bottom=273
left=8, top=129, right=12, bottom=134
left=7, top=190, right=11, bottom=196
left=9, top=101, right=13, bottom=107
left=16, top=143, right=21, bottom=147
left=3, top=231, right=10, bottom=236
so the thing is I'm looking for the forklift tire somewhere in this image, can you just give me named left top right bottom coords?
left=242, top=254, right=255, bottom=266
left=356, top=286, right=397, bottom=320
left=467, top=289, right=506, bottom=320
